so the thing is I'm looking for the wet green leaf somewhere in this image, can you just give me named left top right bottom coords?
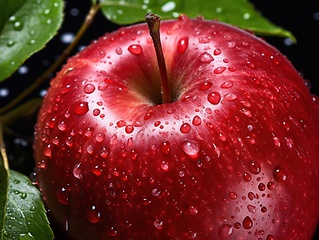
left=1, top=170, right=54, bottom=240
left=99, top=0, right=295, bottom=41
left=0, top=0, right=64, bottom=82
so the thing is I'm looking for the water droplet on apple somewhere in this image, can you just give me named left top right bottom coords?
left=154, top=219, right=163, bottom=229
left=214, top=66, right=226, bottom=74
left=243, top=172, right=252, bottom=182
left=258, top=183, right=266, bottom=191
left=84, top=127, right=94, bottom=138
left=99, top=146, right=109, bottom=158
left=247, top=204, right=256, bottom=213
left=73, top=163, right=82, bottom=179
left=180, top=123, right=191, bottom=133
left=44, top=144, right=52, bottom=157
left=110, top=134, right=118, bottom=145
left=116, top=120, right=127, bottom=128
left=160, top=140, right=171, bottom=155
left=199, top=82, right=213, bottom=91
left=192, top=115, right=201, bottom=126
left=177, top=37, right=189, bottom=54
left=180, top=139, right=200, bottom=156
left=86, top=145, right=94, bottom=154
left=128, top=44, right=142, bottom=55
left=65, top=136, right=74, bottom=147
left=125, top=125, right=134, bottom=134
left=93, top=108, right=100, bottom=116
left=87, top=205, right=101, bottom=223
left=74, top=101, right=89, bottom=115
left=213, top=48, right=222, bottom=55
left=229, top=192, right=237, bottom=200
left=57, top=187, right=69, bottom=205
left=95, top=133, right=105, bottom=143
left=207, top=91, right=221, bottom=105
left=115, top=47, right=122, bottom=55
left=218, top=224, right=233, bottom=239
left=220, top=81, right=233, bottom=89
left=249, top=160, right=261, bottom=174
left=272, top=135, right=281, bottom=147
left=160, top=161, right=169, bottom=171
left=243, top=216, right=253, bottom=229
left=188, top=206, right=198, bottom=215
left=273, top=167, right=288, bottom=182
left=58, top=121, right=67, bottom=131
left=199, top=52, right=214, bottom=63
left=266, top=234, right=275, bottom=240
left=224, top=93, right=237, bottom=101
left=107, top=227, right=117, bottom=236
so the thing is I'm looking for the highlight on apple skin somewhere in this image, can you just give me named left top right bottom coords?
left=33, top=14, right=319, bottom=239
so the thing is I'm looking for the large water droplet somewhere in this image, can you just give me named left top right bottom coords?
left=73, top=163, right=82, bottom=179
left=249, top=160, right=261, bottom=174
left=95, top=133, right=105, bottom=143
left=219, top=224, right=233, bottom=239
left=74, top=101, right=89, bottom=115
left=180, top=139, right=200, bottom=156
left=87, top=205, right=101, bottom=223
left=243, top=216, right=253, bottom=229
left=177, top=37, right=189, bottom=54
left=273, top=167, right=288, bottom=182
left=84, top=84, right=95, bottom=94
left=207, top=91, right=221, bottom=105
left=213, top=66, right=226, bottom=74
left=128, top=44, right=142, bottom=55
left=57, top=187, right=69, bottom=205
left=192, top=115, right=201, bottom=126
left=199, top=52, right=214, bottom=63
left=199, top=82, right=213, bottom=91
left=180, top=123, right=191, bottom=133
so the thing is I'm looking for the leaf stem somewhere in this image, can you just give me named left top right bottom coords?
left=0, top=3, right=101, bottom=115
left=0, top=123, right=9, bottom=172
left=145, top=13, right=172, bottom=104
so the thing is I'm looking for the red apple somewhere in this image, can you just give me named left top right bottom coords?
left=33, top=14, right=319, bottom=239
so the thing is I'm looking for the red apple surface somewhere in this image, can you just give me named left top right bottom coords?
left=33, top=15, right=319, bottom=239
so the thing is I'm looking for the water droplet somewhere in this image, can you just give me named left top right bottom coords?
left=84, top=84, right=95, bottom=94
left=125, top=125, right=134, bottom=134
left=266, top=234, right=275, bottom=240
left=161, top=1, right=176, bottom=12
left=249, top=160, right=261, bottom=174
left=6, top=40, right=15, bottom=47
left=243, top=172, right=252, bottom=182
left=247, top=204, right=256, bottom=213
left=115, top=47, right=122, bottom=55
left=74, top=101, right=89, bottom=115
left=154, top=219, right=163, bottom=229
left=73, top=163, right=82, bottom=179
left=160, top=161, right=169, bottom=171
left=207, top=91, right=221, bottom=105
left=99, top=146, right=110, bottom=158
left=273, top=167, right=288, bottom=182
left=243, top=216, right=253, bottom=229
left=44, top=144, right=52, bottom=157
left=199, top=82, right=213, bottom=91
left=160, top=141, right=171, bottom=155
left=128, top=44, right=142, bottom=55
left=214, top=66, right=226, bottom=74
left=219, top=224, right=233, bottom=239
left=95, top=133, right=105, bottom=143
left=220, top=81, right=233, bottom=89
left=180, top=123, right=191, bottom=133
left=229, top=192, right=237, bottom=200
left=258, top=183, right=266, bottom=191
left=87, top=205, right=101, bottom=223
left=214, top=48, right=222, bottom=55
left=188, top=206, right=198, bottom=215
left=13, top=21, right=23, bottom=31
left=57, top=187, right=69, bottom=205
left=180, top=139, right=200, bottom=156
left=199, top=52, right=214, bottom=63
left=272, top=135, right=281, bottom=147
left=177, top=37, right=189, bottom=54
left=107, top=227, right=118, bottom=237
left=192, top=115, right=201, bottom=126
left=224, top=93, right=237, bottom=101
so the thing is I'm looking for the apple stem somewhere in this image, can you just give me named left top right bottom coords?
left=145, top=13, right=172, bottom=104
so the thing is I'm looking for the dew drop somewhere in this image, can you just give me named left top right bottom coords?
left=125, top=125, right=134, bottom=134
left=229, top=192, right=237, bottom=200
left=219, top=224, right=233, bottom=239
left=44, top=145, right=52, bottom=157
left=214, top=66, right=226, bottom=74
left=160, top=161, right=169, bottom=171
left=93, top=108, right=100, bottom=116
left=180, top=139, right=200, bottom=156
left=107, top=227, right=118, bottom=237
left=95, top=133, right=105, bottom=143
left=180, top=123, right=191, bottom=133
left=249, top=160, right=261, bottom=174
left=247, top=205, right=256, bottom=213
left=199, top=82, right=213, bottom=91
left=192, top=115, right=201, bottom=126
left=199, top=52, right=214, bottom=63
left=57, top=187, right=69, bottom=205
left=73, top=163, right=82, bottom=179
left=74, top=101, right=89, bottom=115
left=87, top=206, right=101, bottom=223
left=220, top=81, right=234, bottom=89
left=243, top=216, right=253, bottom=229
left=273, top=167, right=288, bottom=182
left=154, top=219, right=163, bottom=230
left=128, top=44, right=142, bottom=55
left=224, top=93, right=237, bottom=101
left=84, top=84, right=95, bottom=94
left=13, top=21, right=23, bottom=31
left=160, top=140, right=171, bottom=155
left=207, top=91, right=221, bottom=105
left=177, top=37, right=189, bottom=54
left=115, top=47, right=122, bottom=55
left=86, top=145, right=94, bottom=154
left=213, top=48, right=222, bottom=55
left=188, top=206, right=198, bottom=215
left=266, top=234, right=275, bottom=240
left=99, top=146, right=110, bottom=158
left=243, top=172, right=252, bottom=182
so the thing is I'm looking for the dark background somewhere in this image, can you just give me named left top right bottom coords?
left=1, top=0, right=318, bottom=239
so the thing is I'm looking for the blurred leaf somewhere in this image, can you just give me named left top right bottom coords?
left=0, top=0, right=64, bottom=82
left=2, top=170, right=54, bottom=240
left=99, top=0, right=295, bottom=41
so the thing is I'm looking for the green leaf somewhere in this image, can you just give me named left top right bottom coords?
left=0, top=0, right=64, bottom=82
left=0, top=149, right=9, bottom=240
left=99, top=0, right=295, bottom=41
left=2, top=170, right=54, bottom=240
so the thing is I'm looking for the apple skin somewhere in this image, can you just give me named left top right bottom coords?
left=33, top=15, right=319, bottom=239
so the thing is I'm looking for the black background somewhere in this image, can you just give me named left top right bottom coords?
left=1, top=0, right=318, bottom=239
